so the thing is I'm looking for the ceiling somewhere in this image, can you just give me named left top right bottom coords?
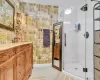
left=20, top=0, right=85, bottom=9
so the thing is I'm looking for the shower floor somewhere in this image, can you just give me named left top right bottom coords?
left=64, top=63, right=85, bottom=79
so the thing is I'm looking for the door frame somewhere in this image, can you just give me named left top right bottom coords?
left=52, top=22, right=63, bottom=71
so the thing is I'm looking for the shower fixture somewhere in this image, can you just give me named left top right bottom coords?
left=80, top=4, right=88, bottom=11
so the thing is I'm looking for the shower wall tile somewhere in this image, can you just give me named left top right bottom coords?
left=58, top=72, right=85, bottom=80
left=63, top=0, right=94, bottom=79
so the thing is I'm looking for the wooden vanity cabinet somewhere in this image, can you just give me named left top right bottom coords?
left=25, top=47, right=33, bottom=73
left=16, top=44, right=33, bottom=80
left=0, top=43, right=33, bottom=80
left=0, top=47, right=16, bottom=80
left=16, top=51, right=25, bottom=80
left=0, top=54, right=17, bottom=80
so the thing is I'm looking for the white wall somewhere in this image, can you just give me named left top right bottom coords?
left=63, top=0, right=95, bottom=80
left=63, top=1, right=86, bottom=79
left=20, top=0, right=84, bottom=8
left=76, top=2, right=86, bottom=68
left=63, top=7, right=78, bottom=64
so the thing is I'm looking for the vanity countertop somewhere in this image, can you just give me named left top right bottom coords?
left=0, top=42, right=33, bottom=51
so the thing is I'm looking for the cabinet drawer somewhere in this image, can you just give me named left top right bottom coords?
left=94, top=44, right=100, bottom=57
left=0, top=48, right=15, bottom=63
left=16, top=44, right=32, bottom=53
left=25, top=48, right=32, bottom=71
left=95, top=31, right=100, bottom=43
left=95, top=57, right=100, bottom=70
left=16, top=44, right=28, bottom=53
left=95, top=69, right=100, bottom=80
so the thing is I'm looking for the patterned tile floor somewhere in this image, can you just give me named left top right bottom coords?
left=29, top=77, right=46, bottom=80
left=29, top=66, right=61, bottom=80
left=28, top=66, right=86, bottom=80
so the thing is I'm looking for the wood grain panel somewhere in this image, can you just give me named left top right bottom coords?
left=0, top=43, right=33, bottom=80
left=0, top=48, right=15, bottom=63
left=0, top=57, right=16, bottom=80
left=17, top=52, right=25, bottom=80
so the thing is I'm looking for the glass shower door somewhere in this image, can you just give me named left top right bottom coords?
left=63, top=0, right=87, bottom=79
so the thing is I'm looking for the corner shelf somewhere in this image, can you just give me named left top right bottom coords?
left=95, top=17, right=100, bottom=21
left=95, top=30, right=100, bottom=31
left=95, top=5, right=100, bottom=10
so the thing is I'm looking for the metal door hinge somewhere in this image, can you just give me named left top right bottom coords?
left=83, top=68, right=88, bottom=72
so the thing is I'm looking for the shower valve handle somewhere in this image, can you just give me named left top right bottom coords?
left=84, top=32, right=89, bottom=39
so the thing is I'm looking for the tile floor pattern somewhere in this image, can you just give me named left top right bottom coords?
left=29, top=77, right=46, bottom=80
left=64, top=63, right=85, bottom=78
left=29, top=66, right=61, bottom=80
left=28, top=66, right=82, bottom=80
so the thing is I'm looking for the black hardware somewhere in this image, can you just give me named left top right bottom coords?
left=65, top=33, right=66, bottom=47
left=95, top=17, right=100, bottom=21
left=81, top=4, right=88, bottom=11
left=91, top=0, right=100, bottom=2
left=54, top=31, right=56, bottom=46
left=84, top=32, right=89, bottom=39
left=83, top=68, right=88, bottom=72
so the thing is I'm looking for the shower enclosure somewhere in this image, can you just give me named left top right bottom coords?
left=63, top=0, right=94, bottom=79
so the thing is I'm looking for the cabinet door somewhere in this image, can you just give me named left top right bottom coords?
left=17, top=52, right=25, bottom=80
left=25, top=47, right=33, bottom=72
left=0, top=58, right=16, bottom=80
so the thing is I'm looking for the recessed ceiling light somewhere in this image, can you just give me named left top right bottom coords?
left=65, top=8, right=72, bottom=15
left=64, top=21, right=71, bottom=24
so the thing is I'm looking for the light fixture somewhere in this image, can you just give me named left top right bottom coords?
left=64, top=21, right=71, bottom=24
left=65, top=8, right=72, bottom=15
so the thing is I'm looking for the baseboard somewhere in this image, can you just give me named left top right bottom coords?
left=34, top=63, right=52, bottom=67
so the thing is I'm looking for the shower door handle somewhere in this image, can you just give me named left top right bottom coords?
left=64, top=33, right=66, bottom=47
